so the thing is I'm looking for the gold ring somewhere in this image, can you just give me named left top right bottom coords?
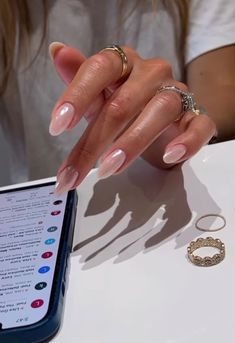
left=187, top=237, right=225, bottom=267
left=101, top=44, right=128, bottom=78
left=195, top=214, right=226, bottom=232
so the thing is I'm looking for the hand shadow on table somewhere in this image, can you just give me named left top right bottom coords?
left=72, top=159, right=220, bottom=269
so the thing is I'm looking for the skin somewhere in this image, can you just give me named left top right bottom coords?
left=187, top=45, right=235, bottom=141
left=50, top=44, right=235, bottom=191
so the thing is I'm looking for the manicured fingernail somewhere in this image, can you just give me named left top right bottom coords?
left=49, top=41, right=65, bottom=60
left=49, top=103, right=75, bottom=136
left=163, top=144, right=187, bottom=164
left=54, top=166, right=79, bottom=195
left=97, top=149, right=126, bottom=179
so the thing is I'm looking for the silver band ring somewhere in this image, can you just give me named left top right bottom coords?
left=195, top=214, right=226, bottom=232
left=157, top=85, right=200, bottom=116
left=101, top=44, right=128, bottom=78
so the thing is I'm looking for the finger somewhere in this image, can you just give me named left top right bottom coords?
left=50, top=44, right=106, bottom=122
left=141, top=112, right=216, bottom=169
left=55, top=78, right=182, bottom=192
left=54, top=60, right=174, bottom=193
left=96, top=87, right=185, bottom=178
left=162, top=113, right=216, bottom=165
left=51, top=44, right=86, bottom=84
left=49, top=46, right=136, bottom=136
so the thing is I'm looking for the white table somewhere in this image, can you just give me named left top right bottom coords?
left=2, top=141, right=235, bottom=343
left=51, top=140, right=235, bottom=343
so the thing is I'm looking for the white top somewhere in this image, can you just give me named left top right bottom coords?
left=1, top=0, right=235, bottom=185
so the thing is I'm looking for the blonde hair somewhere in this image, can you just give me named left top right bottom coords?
left=0, top=0, right=188, bottom=94
left=0, top=0, right=47, bottom=94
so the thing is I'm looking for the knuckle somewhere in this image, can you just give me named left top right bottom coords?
left=107, top=102, right=126, bottom=122
left=78, top=145, right=96, bottom=163
left=157, top=59, right=172, bottom=74
left=131, top=127, right=148, bottom=147
left=189, top=129, right=202, bottom=145
left=106, top=96, right=131, bottom=122
left=72, top=81, right=90, bottom=102
left=155, top=91, right=182, bottom=115
left=87, top=54, right=113, bottom=73
left=151, top=59, right=173, bottom=78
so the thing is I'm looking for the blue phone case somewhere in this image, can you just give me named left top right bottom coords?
left=0, top=185, right=78, bottom=343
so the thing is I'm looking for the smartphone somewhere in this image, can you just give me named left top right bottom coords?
left=0, top=180, right=78, bottom=343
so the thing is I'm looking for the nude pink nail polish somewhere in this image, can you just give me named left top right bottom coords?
left=49, top=103, right=75, bottom=136
left=163, top=144, right=187, bottom=164
left=48, top=41, right=65, bottom=60
left=54, top=166, right=79, bottom=195
left=97, top=149, right=126, bottom=179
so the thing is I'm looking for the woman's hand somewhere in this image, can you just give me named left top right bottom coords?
left=49, top=43, right=216, bottom=194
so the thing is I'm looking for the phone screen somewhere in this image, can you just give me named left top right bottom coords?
left=0, top=182, right=68, bottom=329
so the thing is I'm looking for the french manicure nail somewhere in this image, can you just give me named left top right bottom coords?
left=97, top=149, right=126, bottom=179
left=49, top=103, right=75, bottom=136
left=163, top=144, right=187, bottom=164
left=54, top=166, right=79, bottom=195
left=49, top=41, right=65, bottom=60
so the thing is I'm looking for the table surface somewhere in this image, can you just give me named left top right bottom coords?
left=2, top=140, right=235, bottom=343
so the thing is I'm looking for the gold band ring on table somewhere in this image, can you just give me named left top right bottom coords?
left=195, top=214, right=226, bottom=232
left=157, top=85, right=200, bottom=120
left=187, top=237, right=225, bottom=267
left=101, top=45, right=128, bottom=78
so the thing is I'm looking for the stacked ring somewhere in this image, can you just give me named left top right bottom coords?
left=101, top=44, right=128, bottom=78
left=187, top=237, right=225, bottom=267
left=195, top=214, right=226, bottom=232
left=157, top=85, right=200, bottom=116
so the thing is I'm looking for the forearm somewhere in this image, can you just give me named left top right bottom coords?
left=187, top=45, right=235, bottom=142
left=188, top=83, right=235, bottom=142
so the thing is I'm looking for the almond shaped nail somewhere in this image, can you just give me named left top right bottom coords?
left=97, top=149, right=126, bottom=179
left=54, top=166, right=79, bottom=195
left=49, top=41, right=65, bottom=60
left=163, top=144, right=187, bottom=164
left=49, top=102, right=75, bottom=136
